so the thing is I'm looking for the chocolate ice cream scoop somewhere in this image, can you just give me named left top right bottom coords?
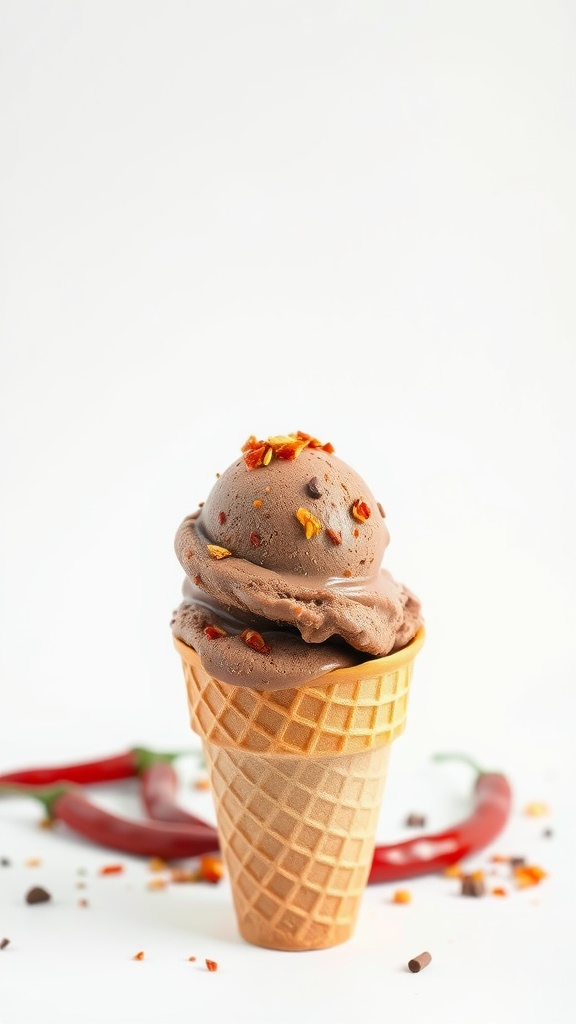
left=172, top=433, right=422, bottom=689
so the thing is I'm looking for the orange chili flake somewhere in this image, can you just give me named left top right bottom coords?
left=240, top=629, right=271, bottom=655
left=392, top=889, right=412, bottom=904
left=253, top=499, right=263, bottom=507
left=100, top=864, right=124, bottom=875
left=352, top=499, right=371, bottom=522
left=243, top=443, right=269, bottom=470
left=206, top=544, right=232, bottom=559
left=206, top=959, right=218, bottom=972
left=148, top=857, right=168, bottom=873
left=188, top=956, right=197, bottom=962
left=170, top=868, right=198, bottom=883
left=204, top=625, right=227, bottom=640
left=194, top=776, right=211, bottom=790
left=199, top=855, right=225, bottom=884
left=492, top=887, right=508, bottom=897
left=524, top=801, right=549, bottom=817
left=295, top=507, right=322, bottom=539
left=218, top=511, right=226, bottom=524
left=514, top=864, right=547, bottom=888
left=249, top=532, right=261, bottom=546
left=147, top=877, right=168, bottom=890
left=134, top=951, right=145, bottom=961
left=343, top=569, right=352, bottom=578
left=326, top=528, right=342, bottom=545
left=25, top=857, right=42, bottom=865
left=444, top=863, right=463, bottom=878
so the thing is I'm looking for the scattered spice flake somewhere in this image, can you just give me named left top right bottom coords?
left=243, top=443, right=269, bottom=470
left=194, top=776, right=211, bottom=790
left=253, top=499, right=263, bottom=508
left=524, top=801, right=549, bottom=817
left=489, top=854, right=510, bottom=863
left=492, top=887, right=508, bottom=897
left=542, top=828, right=554, bottom=838
left=76, top=882, right=87, bottom=890
left=206, top=959, right=218, bottom=972
left=99, top=864, right=124, bottom=876
left=295, top=507, right=322, bottom=539
left=351, top=499, right=371, bottom=523
left=509, top=856, right=526, bottom=868
left=25, top=886, right=51, bottom=904
left=218, top=511, right=226, bottom=525
left=0, top=857, right=11, bottom=867
left=133, top=951, right=145, bottom=961
left=444, top=863, right=462, bottom=878
left=78, top=898, right=89, bottom=907
left=199, top=855, right=225, bottom=884
left=39, top=817, right=53, bottom=830
left=193, top=575, right=202, bottom=587
left=343, top=569, right=352, bottom=578
left=207, top=544, right=232, bottom=559
left=171, top=868, right=198, bottom=884
left=240, top=629, right=271, bottom=655
left=405, top=813, right=426, bottom=828
left=188, top=956, right=197, bottom=962
left=0, top=938, right=10, bottom=950
left=514, top=864, right=547, bottom=889
left=149, top=858, right=168, bottom=873
left=326, top=528, right=342, bottom=545
left=249, top=532, right=261, bottom=547
left=204, top=625, right=227, bottom=640
left=147, top=877, right=168, bottom=891
left=24, top=857, right=41, bottom=866
left=392, top=889, right=411, bottom=904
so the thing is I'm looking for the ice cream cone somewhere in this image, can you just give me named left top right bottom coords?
left=174, top=626, right=424, bottom=951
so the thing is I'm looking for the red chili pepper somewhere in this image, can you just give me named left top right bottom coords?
left=0, top=746, right=183, bottom=787
left=368, top=753, right=512, bottom=884
left=139, top=761, right=211, bottom=829
left=0, top=783, right=220, bottom=860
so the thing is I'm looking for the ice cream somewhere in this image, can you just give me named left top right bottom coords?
left=172, top=432, right=424, bottom=951
left=172, top=432, right=422, bottom=689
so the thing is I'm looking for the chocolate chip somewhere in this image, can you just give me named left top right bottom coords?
left=306, top=477, right=323, bottom=499
left=460, top=874, right=486, bottom=897
left=0, top=938, right=10, bottom=950
left=405, top=813, right=426, bottom=827
left=408, top=951, right=431, bottom=973
left=542, top=828, right=554, bottom=838
left=0, top=858, right=11, bottom=867
left=25, top=886, right=51, bottom=905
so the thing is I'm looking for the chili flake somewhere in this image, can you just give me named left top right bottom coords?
left=206, top=959, right=218, bottom=972
left=392, top=889, right=412, bottom=904
left=204, top=625, right=227, bottom=640
left=524, top=801, right=549, bottom=817
left=99, top=864, right=124, bottom=876
left=352, top=499, right=371, bottom=523
left=240, top=629, right=271, bottom=655
left=199, top=855, right=224, bottom=884
left=513, top=864, right=547, bottom=888
left=249, top=532, right=261, bottom=547
left=218, top=511, right=226, bottom=524
left=133, top=951, right=145, bottom=961
left=206, top=544, right=232, bottom=559
left=326, top=528, right=342, bottom=545
left=253, top=499, right=263, bottom=507
left=295, top=507, right=322, bottom=539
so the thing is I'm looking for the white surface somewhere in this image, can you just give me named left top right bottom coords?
left=1, top=2, right=575, bottom=1022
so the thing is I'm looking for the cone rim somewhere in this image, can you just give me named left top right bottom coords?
left=173, top=624, right=424, bottom=688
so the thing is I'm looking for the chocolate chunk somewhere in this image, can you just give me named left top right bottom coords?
left=408, top=951, right=431, bottom=973
left=460, top=874, right=486, bottom=897
left=0, top=857, right=11, bottom=867
left=25, top=886, right=51, bottom=904
left=0, top=938, right=10, bottom=950
left=306, top=476, right=323, bottom=499
left=405, top=813, right=426, bottom=827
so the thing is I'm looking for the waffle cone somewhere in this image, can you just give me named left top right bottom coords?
left=174, top=627, right=424, bottom=951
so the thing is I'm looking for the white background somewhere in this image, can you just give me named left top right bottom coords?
left=1, top=3, right=574, bottom=1022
